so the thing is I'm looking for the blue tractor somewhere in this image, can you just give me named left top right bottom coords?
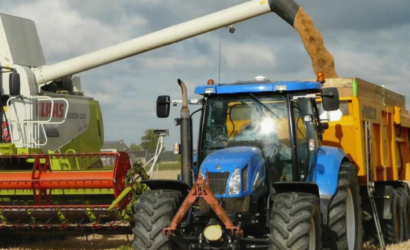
left=133, top=77, right=362, bottom=250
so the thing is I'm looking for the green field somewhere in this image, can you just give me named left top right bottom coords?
left=157, top=162, right=180, bottom=170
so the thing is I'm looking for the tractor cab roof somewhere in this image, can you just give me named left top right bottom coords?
left=195, top=80, right=322, bottom=95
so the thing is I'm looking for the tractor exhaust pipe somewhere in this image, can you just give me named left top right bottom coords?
left=178, top=79, right=193, bottom=187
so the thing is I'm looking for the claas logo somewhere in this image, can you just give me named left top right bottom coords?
left=38, top=102, right=65, bottom=118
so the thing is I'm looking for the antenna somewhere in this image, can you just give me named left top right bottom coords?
left=218, top=42, right=222, bottom=84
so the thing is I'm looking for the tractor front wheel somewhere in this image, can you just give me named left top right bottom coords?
left=132, top=189, right=182, bottom=250
left=269, top=192, right=321, bottom=250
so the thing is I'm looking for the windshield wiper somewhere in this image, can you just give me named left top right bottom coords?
left=248, top=93, right=281, bottom=120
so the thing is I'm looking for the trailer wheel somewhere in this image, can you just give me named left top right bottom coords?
left=323, top=162, right=362, bottom=250
left=132, top=189, right=182, bottom=250
left=269, top=192, right=321, bottom=250
left=397, top=186, right=410, bottom=241
left=381, top=188, right=404, bottom=243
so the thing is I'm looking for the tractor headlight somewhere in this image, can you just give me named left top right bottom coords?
left=228, top=168, right=241, bottom=195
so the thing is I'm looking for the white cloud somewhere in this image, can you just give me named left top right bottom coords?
left=223, top=43, right=276, bottom=69
left=8, top=0, right=147, bottom=62
left=142, top=55, right=212, bottom=70
left=332, top=24, right=410, bottom=86
left=3, top=0, right=409, bottom=149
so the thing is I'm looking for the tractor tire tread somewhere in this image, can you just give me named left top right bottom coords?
left=269, top=192, right=321, bottom=250
left=132, top=189, right=182, bottom=250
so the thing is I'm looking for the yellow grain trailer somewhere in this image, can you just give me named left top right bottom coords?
left=322, top=77, right=410, bottom=244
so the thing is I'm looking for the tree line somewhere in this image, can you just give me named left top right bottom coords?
left=129, top=129, right=162, bottom=154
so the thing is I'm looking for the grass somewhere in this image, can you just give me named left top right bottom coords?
left=156, top=162, right=181, bottom=170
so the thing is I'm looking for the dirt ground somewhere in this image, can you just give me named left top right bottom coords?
left=8, top=235, right=131, bottom=250
left=150, top=169, right=180, bottom=180
left=9, top=235, right=410, bottom=250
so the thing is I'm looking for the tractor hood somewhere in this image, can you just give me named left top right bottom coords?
left=200, top=146, right=266, bottom=198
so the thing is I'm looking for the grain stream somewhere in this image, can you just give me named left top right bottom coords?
left=294, top=7, right=338, bottom=78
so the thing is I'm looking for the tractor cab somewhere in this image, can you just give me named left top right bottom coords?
left=194, top=79, right=338, bottom=199
left=154, top=78, right=340, bottom=248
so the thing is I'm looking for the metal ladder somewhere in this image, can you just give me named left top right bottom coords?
left=7, top=96, right=69, bottom=148
left=364, top=121, right=385, bottom=249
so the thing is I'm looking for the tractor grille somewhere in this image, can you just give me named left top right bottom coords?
left=207, top=172, right=229, bottom=194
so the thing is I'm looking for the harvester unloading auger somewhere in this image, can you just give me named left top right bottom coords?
left=0, top=0, right=337, bottom=246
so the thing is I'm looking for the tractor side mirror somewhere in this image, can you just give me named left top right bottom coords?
left=9, top=72, right=21, bottom=96
left=156, top=95, right=171, bottom=118
left=322, top=88, right=339, bottom=111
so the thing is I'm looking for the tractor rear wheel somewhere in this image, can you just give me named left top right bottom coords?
left=269, top=192, right=321, bottom=250
left=132, top=189, right=182, bottom=250
left=381, top=187, right=404, bottom=243
left=397, top=186, right=410, bottom=241
left=323, top=162, right=362, bottom=250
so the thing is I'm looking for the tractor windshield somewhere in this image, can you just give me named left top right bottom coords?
left=199, top=94, right=292, bottom=177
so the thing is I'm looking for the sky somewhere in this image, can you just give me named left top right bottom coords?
left=1, top=0, right=410, bottom=150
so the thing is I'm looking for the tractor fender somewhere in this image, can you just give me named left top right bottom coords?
left=309, top=146, right=348, bottom=197
left=308, top=146, right=348, bottom=225
left=141, top=180, right=190, bottom=196
left=271, top=182, right=319, bottom=197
